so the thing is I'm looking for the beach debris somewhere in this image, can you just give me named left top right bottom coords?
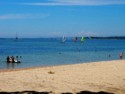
left=48, top=71, right=55, bottom=74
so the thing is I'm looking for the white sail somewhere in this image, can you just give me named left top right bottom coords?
left=61, top=36, right=66, bottom=43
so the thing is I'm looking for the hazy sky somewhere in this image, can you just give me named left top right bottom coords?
left=0, top=0, right=125, bottom=38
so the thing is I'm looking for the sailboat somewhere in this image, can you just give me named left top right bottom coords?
left=81, top=36, right=85, bottom=43
left=15, top=32, right=18, bottom=40
left=74, top=37, right=78, bottom=42
left=61, top=36, right=66, bottom=43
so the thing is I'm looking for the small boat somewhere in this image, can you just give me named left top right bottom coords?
left=7, top=61, right=21, bottom=63
left=15, top=32, right=18, bottom=40
left=74, top=37, right=78, bottom=42
left=6, top=56, right=21, bottom=63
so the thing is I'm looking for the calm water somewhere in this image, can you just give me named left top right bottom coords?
left=0, top=38, right=125, bottom=69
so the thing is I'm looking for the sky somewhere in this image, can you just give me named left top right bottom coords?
left=0, top=0, right=125, bottom=38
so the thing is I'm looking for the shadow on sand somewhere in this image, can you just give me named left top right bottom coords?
left=0, top=91, right=114, bottom=94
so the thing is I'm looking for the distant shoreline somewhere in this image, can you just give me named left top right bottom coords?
left=87, top=36, right=125, bottom=39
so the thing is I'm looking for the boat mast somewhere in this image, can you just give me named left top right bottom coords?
left=16, top=32, right=18, bottom=40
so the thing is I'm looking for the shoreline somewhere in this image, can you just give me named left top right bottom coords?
left=0, top=60, right=120, bottom=72
left=0, top=60, right=125, bottom=94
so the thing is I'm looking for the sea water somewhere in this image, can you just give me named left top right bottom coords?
left=0, top=38, right=125, bottom=69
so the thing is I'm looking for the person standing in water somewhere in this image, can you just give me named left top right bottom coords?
left=6, top=56, right=10, bottom=63
left=120, top=52, right=123, bottom=60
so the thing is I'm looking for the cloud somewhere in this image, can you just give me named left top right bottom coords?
left=76, top=31, right=98, bottom=37
left=0, top=14, right=49, bottom=20
left=22, top=0, right=125, bottom=6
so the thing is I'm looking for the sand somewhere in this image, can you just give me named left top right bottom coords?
left=0, top=60, right=125, bottom=94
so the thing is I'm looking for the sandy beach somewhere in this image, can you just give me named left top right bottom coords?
left=0, top=60, right=125, bottom=94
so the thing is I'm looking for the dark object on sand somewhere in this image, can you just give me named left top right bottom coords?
left=0, top=91, right=114, bottom=94
left=62, top=93, right=73, bottom=94
left=77, top=91, right=114, bottom=94
left=0, top=91, right=50, bottom=94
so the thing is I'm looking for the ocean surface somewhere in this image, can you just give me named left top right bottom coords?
left=0, top=38, right=125, bottom=69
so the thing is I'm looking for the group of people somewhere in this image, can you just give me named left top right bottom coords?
left=6, top=56, right=21, bottom=63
